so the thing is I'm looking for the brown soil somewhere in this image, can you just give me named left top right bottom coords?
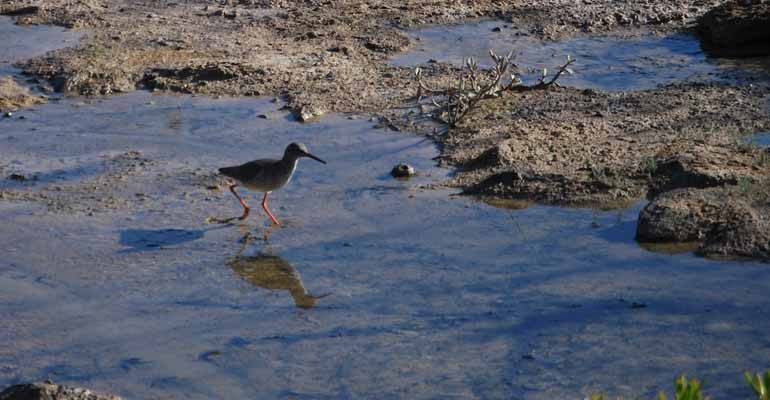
left=428, top=83, right=770, bottom=207
left=2, top=0, right=724, bottom=112
left=0, top=77, right=45, bottom=112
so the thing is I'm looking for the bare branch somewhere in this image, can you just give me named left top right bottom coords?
left=412, top=51, right=575, bottom=128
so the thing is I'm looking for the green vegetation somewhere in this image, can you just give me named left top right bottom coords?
left=640, top=155, right=657, bottom=175
left=589, top=371, right=770, bottom=400
left=737, top=175, right=752, bottom=194
left=745, top=371, right=770, bottom=400
left=656, top=375, right=704, bottom=400
left=759, top=149, right=770, bottom=167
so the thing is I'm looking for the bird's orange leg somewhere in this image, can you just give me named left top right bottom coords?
left=210, top=183, right=250, bottom=224
left=262, top=192, right=280, bottom=225
left=230, top=184, right=250, bottom=220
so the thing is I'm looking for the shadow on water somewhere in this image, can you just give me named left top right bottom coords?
left=227, top=244, right=331, bottom=309
left=118, top=226, right=227, bottom=253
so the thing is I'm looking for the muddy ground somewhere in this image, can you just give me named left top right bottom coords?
left=0, top=0, right=726, bottom=107
left=1, top=0, right=770, bottom=259
left=0, top=76, right=45, bottom=112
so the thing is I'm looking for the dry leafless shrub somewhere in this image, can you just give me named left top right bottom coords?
left=414, top=50, right=575, bottom=128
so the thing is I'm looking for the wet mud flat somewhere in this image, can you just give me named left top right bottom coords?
left=2, top=2, right=770, bottom=400
left=2, top=93, right=770, bottom=400
left=0, top=16, right=82, bottom=112
left=4, top=1, right=770, bottom=212
left=388, top=18, right=770, bottom=198
left=0, top=0, right=732, bottom=113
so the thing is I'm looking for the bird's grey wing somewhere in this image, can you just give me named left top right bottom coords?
left=218, top=159, right=272, bottom=182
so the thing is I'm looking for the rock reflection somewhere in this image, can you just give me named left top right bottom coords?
left=227, top=253, right=329, bottom=309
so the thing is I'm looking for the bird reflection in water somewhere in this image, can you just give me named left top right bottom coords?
left=227, top=251, right=330, bottom=309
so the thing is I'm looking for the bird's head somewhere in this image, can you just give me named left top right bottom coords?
left=285, top=142, right=326, bottom=164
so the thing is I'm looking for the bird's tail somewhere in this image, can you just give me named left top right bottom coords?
left=218, top=166, right=235, bottom=177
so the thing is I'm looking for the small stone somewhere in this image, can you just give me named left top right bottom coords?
left=492, top=26, right=502, bottom=32
left=391, top=163, right=416, bottom=178
left=295, top=106, right=324, bottom=122
left=3, top=112, right=12, bottom=118
left=8, top=173, right=27, bottom=181
left=257, top=114, right=269, bottom=119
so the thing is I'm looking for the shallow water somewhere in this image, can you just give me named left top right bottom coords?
left=748, top=132, right=770, bottom=147
left=391, top=20, right=770, bottom=91
left=2, top=91, right=770, bottom=400
left=0, top=16, right=82, bottom=75
left=2, top=15, right=770, bottom=400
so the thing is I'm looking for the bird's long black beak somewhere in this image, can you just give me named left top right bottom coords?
left=304, top=151, right=326, bottom=164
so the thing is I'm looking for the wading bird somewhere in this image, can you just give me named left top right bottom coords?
left=216, top=142, right=326, bottom=225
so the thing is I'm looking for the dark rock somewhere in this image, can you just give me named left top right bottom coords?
left=391, top=163, right=416, bottom=178
left=648, top=142, right=754, bottom=195
left=142, top=62, right=265, bottom=91
left=0, top=382, right=122, bottom=400
left=700, top=205, right=770, bottom=260
left=167, top=62, right=263, bottom=81
left=697, top=0, right=770, bottom=57
left=463, top=142, right=515, bottom=171
left=637, top=188, right=736, bottom=242
left=326, top=46, right=350, bottom=55
left=8, top=173, right=27, bottom=182
left=358, top=34, right=409, bottom=54
left=637, top=187, right=770, bottom=262
left=0, top=6, right=39, bottom=16
left=293, top=105, right=324, bottom=122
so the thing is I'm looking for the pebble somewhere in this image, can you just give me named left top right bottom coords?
left=391, top=163, right=416, bottom=178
